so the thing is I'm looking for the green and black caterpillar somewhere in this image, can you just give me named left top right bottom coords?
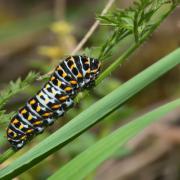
left=6, top=56, right=101, bottom=150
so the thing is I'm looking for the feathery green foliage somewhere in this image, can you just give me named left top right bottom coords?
left=0, top=72, right=39, bottom=128
left=0, top=71, right=38, bottom=110
left=98, top=0, right=175, bottom=60
left=0, top=111, right=15, bottom=126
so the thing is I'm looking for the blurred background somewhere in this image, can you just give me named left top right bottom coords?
left=0, top=0, right=179, bottom=179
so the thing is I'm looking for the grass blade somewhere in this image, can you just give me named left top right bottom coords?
left=49, top=98, right=180, bottom=180
left=0, top=48, right=179, bottom=179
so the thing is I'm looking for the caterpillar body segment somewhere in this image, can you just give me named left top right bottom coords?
left=7, top=55, right=101, bottom=150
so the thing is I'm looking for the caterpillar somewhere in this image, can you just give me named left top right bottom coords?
left=6, top=56, right=101, bottom=151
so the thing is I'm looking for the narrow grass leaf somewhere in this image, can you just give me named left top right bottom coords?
left=0, top=48, right=179, bottom=179
left=49, top=98, right=180, bottom=180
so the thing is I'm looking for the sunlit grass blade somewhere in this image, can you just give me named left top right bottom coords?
left=0, top=48, right=179, bottom=179
left=48, top=98, right=180, bottom=180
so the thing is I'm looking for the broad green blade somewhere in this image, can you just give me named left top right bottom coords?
left=0, top=48, right=179, bottom=179
left=49, top=98, right=180, bottom=180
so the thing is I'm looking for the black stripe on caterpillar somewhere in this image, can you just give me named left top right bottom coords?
left=6, top=55, right=101, bottom=150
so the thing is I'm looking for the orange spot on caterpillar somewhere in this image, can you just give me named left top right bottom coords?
left=13, top=119, right=19, bottom=124
left=77, top=73, right=82, bottom=78
left=26, top=129, right=33, bottom=133
left=20, top=136, right=26, bottom=140
left=64, top=87, right=72, bottom=91
left=59, top=96, right=68, bottom=101
left=52, top=104, right=61, bottom=109
left=51, top=76, right=55, bottom=81
left=30, top=99, right=36, bottom=105
left=42, top=112, right=52, bottom=117
left=28, top=115, right=33, bottom=121
left=70, top=80, right=77, bottom=85
left=36, top=106, right=41, bottom=112
left=33, top=121, right=42, bottom=125
left=21, top=109, right=27, bottom=114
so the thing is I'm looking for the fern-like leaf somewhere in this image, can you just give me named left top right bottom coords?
left=0, top=71, right=39, bottom=110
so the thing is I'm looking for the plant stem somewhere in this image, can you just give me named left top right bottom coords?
left=71, top=0, right=116, bottom=55
left=0, top=149, right=14, bottom=164
left=96, top=4, right=176, bottom=85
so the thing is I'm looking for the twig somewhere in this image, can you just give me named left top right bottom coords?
left=38, top=0, right=116, bottom=80
left=71, top=0, right=116, bottom=55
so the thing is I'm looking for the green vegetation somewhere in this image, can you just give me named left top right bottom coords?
left=0, top=0, right=179, bottom=179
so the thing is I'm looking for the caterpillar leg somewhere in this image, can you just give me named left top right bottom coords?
left=7, top=138, right=26, bottom=150
left=43, top=118, right=54, bottom=126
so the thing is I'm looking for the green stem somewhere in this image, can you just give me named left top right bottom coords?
left=0, top=149, right=14, bottom=164
left=96, top=4, right=176, bottom=85
left=0, top=3, right=177, bottom=165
